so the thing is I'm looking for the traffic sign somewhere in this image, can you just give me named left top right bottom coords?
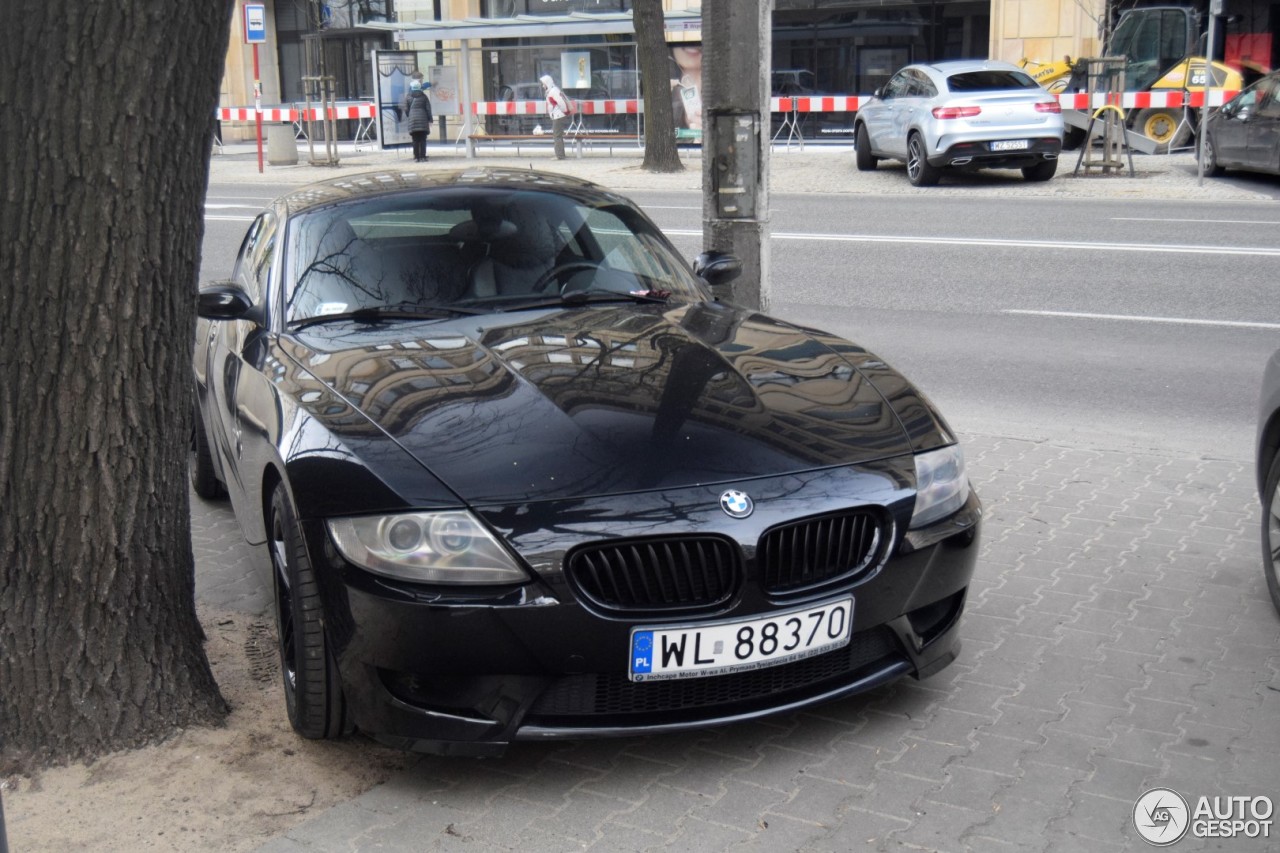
left=243, top=4, right=267, bottom=43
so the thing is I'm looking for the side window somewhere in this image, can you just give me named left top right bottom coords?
left=1231, top=87, right=1260, bottom=119
left=883, top=73, right=909, bottom=99
left=231, top=213, right=277, bottom=304
left=909, top=70, right=937, bottom=98
left=1257, top=79, right=1280, bottom=119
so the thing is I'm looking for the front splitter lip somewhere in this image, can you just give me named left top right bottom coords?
left=513, top=658, right=913, bottom=741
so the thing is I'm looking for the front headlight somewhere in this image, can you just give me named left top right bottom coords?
left=327, top=511, right=530, bottom=584
left=910, top=444, right=970, bottom=529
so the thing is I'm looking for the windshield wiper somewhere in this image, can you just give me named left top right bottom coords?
left=495, top=289, right=671, bottom=313
left=290, top=303, right=484, bottom=331
left=561, top=287, right=671, bottom=305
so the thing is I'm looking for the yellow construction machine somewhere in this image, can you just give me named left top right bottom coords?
left=1019, top=5, right=1266, bottom=151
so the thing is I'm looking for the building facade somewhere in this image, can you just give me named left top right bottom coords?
left=217, top=0, right=1126, bottom=142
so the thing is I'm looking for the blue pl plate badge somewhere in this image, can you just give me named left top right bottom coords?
left=631, top=631, right=654, bottom=680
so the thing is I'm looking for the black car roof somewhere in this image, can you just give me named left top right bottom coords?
left=273, top=168, right=612, bottom=218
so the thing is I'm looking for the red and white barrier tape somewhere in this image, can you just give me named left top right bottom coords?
left=217, top=103, right=377, bottom=122
left=1055, top=89, right=1238, bottom=109
left=216, top=91, right=1241, bottom=124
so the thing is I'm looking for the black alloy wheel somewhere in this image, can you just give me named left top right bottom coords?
left=269, top=483, right=348, bottom=739
left=190, top=403, right=226, bottom=499
left=906, top=134, right=940, bottom=187
left=1262, top=453, right=1280, bottom=617
left=855, top=124, right=878, bottom=171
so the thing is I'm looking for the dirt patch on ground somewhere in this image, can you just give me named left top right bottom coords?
left=2, top=608, right=416, bottom=852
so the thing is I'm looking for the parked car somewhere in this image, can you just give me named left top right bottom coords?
left=1256, top=348, right=1280, bottom=616
left=1200, top=71, right=1280, bottom=178
left=192, top=169, right=982, bottom=755
left=854, top=59, right=1065, bottom=186
left=493, top=81, right=546, bottom=135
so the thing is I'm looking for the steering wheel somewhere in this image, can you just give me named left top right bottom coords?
left=531, top=260, right=601, bottom=294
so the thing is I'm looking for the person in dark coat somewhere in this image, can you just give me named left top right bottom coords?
left=401, top=79, right=433, bottom=162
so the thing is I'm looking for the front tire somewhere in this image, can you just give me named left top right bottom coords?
left=190, top=402, right=226, bottom=500
left=269, top=483, right=348, bottom=739
left=1022, top=159, right=1058, bottom=182
left=1262, top=453, right=1280, bottom=617
left=1135, top=108, right=1191, bottom=154
left=906, top=133, right=940, bottom=187
left=1200, top=133, right=1225, bottom=177
left=855, top=123, right=878, bottom=171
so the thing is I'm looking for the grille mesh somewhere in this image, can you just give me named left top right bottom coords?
left=759, top=509, right=884, bottom=593
left=566, top=536, right=740, bottom=614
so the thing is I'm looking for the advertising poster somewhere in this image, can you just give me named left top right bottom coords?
left=374, top=49, right=416, bottom=148
left=427, top=65, right=460, bottom=116
left=669, top=44, right=703, bottom=130
left=375, top=51, right=460, bottom=149
left=561, top=51, right=592, bottom=90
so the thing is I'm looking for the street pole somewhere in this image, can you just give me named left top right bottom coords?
left=253, top=42, right=264, bottom=174
left=1197, top=0, right=1223, bottom=186
left=701, top=0, right=772, bottom=312
left=243, top=5, right=268, bottom=174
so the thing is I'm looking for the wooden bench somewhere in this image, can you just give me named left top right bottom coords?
left=462, top=132, right=642, bottom=158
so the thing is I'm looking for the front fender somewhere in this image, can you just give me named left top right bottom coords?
left=253, top=344, right=464, bottom=541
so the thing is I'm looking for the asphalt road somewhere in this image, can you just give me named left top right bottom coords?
left=202, top=184, right=1280, bottom=461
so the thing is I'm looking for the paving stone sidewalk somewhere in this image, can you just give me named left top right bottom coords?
left=191, top=432, right=1280, bottom=852
left=209, top=141, right=1276, bottom=202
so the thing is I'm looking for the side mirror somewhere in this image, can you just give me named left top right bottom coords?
left=693, top=251, right=742, bottom=287
left=198, top=282, right=259, bottom=322
left=874, top=86, right=886, bottom=99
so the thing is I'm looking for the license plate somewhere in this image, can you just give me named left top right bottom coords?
left=990, top=139, right=1029, bottom=151
left=628, top=597, right=854, bottom=682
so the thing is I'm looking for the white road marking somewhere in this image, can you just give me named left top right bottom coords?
left=1112, top=217, right=1280, bottom=225
left=661, top=229, right=1280, bottom=256
left=1003, top=309, right=1280, bottom=330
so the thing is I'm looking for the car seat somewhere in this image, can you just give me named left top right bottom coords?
left=463, top=202, right=560, bottom=299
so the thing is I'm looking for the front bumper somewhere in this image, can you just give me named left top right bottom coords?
left=303, top=462, right=982, bottom=756
left=930, top=136, right=1062, bottom=170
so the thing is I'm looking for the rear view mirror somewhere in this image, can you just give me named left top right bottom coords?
left=693, top=251, right=742, bottom=287
left=198, top=282, right=259, bottom=322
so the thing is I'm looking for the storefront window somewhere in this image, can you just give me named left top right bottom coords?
left=483, top=0, right=630, bottom=15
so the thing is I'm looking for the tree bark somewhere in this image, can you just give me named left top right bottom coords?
left=634, top=0, right=684, bottom=172
left=0, top=0, right=233, bottom=772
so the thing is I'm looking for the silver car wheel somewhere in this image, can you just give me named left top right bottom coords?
left=907, top=137, right=924, bottom=181
left=906, top=135, right=940, bottom=187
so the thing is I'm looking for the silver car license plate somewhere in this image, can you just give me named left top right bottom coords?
left=628, top=597, right=854, bottom=682
left=990, top=139, right=1030, bottom=151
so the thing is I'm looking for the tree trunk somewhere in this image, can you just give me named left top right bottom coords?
left=0, top=0, right=233, bottom=773
left=634, top=0, right=684, bottom=172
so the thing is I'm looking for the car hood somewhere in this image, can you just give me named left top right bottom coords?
left=281, top=301, right=917, bottom=504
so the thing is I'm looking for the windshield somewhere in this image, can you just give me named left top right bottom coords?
left=1109, top=9, right=1190, bottom=91
left=284, top=187, right=704, bottom=325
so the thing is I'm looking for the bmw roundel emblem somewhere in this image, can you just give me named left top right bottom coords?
left=719, top=489, right=754, bottom=519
